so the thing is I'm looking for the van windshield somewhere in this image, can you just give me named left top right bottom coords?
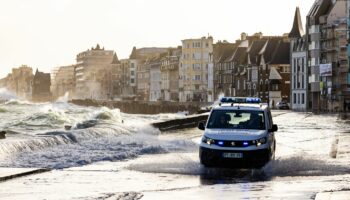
left=206, top=110, right=265, bottom=130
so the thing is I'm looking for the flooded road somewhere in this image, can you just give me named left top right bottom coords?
left=0, top=101, right=350, bottom=199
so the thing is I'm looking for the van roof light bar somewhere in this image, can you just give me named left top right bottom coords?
left=220, top=97, right=261, bottom=104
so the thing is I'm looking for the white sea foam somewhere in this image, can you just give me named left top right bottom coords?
left=0, top=88, right=17, bottom=101
left=0, top=101, right=195, bottom=169
left=0, top=131, right=197, bottom=169
left=55, top=92, right=69, bottom=103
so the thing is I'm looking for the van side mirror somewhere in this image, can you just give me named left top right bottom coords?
left=269, top=124, right=278, bottom=132
left=198, top=122, right=205, bottom=130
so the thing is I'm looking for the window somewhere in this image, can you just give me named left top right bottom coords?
left=302, top=93, right=305, bottom=104
left=302, top=75, right=305, bottom=89
left=192, top=63, right=201, bottom=70
left=131, top=71, right=135, bottom=76
left=293, top=76, right=296, bottom=89
left=297, top=93, right=300, bottom=104
left=293, top=93, right=296, bottom=104
left=194, top=75, right=201, bottom=80
left=206, top=110, right=265, bottom=130
left=283, top=66, right=290, bottom=73
left=302, top=58, right=305, bottom=73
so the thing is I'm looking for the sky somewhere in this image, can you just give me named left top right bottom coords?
left=0, top=0, right=315, bottom=78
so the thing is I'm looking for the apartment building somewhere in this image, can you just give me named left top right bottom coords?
left=3, top=65, right=34, bottom=100
left=179, top=36, right=214, bottom=102
left=306, top=0, right=333, bottom=112
left=319, top=0, right=349, bottom=111
left=74, top=44, right=115, bottom=100
left=160, top=47, right=181, bottom=101
left=51, top=65, right=75, bottom=100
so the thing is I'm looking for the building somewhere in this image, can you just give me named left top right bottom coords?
left=74, top=44, right=116, bottom=100
left=2, top=65, right=34, bottom=100
left=268, top=39, right=291, bottom=108
left=306, top=0, right=333, bottom=112
left=32, top=69, right=52, bottom=102
left=160, top=47, right=181, bottom=101
left=0, top=77, right=6, bottom=88
left=213, top=41, right=237, bottom=98
left=213, top=33, right=291, bottom=104
left=136, top=58, right=151, bottom=101
left=256, top=37, right=290, bottom=106
left=149, top=55, right=162, bottom=102
left=306, top=0, right=350, bottom=112
left=110, top=53, right=122, bottom=100
left=130, top=47, right=169, bottom=100
left=113, top=59, right=134, bottom=100
left=51, top=65, right=75, bottom=100
left=247, top=39, right=268, bottom=97
left=179, top=36, right=214, bottom=102
left=289, top=7, right=308, bottom=111
left=230, top=46, right=248, bottom=97
left=318, top=0, right=349, bottom=112
left=348, top=0, right=350, bottom=112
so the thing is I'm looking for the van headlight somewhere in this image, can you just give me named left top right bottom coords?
left=202, top=136, right=215, bottom=145
left=253, top=137, right=267, bottom=146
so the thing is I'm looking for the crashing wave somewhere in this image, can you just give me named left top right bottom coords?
left=0, top=88, right=17, bottom=101
left=55, top=92, right=69, bottom=103
left=4, top=99, right=32, bottom=105
left=11, top=111, right=69, bottom=128
left=92, top=107, right=122, bottom=121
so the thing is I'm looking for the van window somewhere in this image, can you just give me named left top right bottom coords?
left=207, top=110, right=265, bottom=130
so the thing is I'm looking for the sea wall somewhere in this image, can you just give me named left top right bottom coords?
left=70, top=99, right=211, bottom=115
left=152, top=113, right=209, bottom=131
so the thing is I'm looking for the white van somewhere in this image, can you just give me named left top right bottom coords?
left=198, top=97, right=278, bottom=169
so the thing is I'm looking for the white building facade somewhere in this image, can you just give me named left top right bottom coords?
left=291, top=49, right=308, bottom=111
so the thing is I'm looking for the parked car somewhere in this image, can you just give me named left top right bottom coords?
left=276, top=101, right=289, bottom=110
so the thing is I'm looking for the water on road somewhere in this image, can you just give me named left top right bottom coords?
left=0, top=97, right=350, bottom=199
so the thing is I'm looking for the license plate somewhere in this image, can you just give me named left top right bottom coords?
left=222, top=152, right=243, bottom=158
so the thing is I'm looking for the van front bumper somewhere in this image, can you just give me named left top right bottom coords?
left=199, top=146, right=271, bottom=169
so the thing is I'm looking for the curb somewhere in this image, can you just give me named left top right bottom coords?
left=0, top=168, right=51, bottom=182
